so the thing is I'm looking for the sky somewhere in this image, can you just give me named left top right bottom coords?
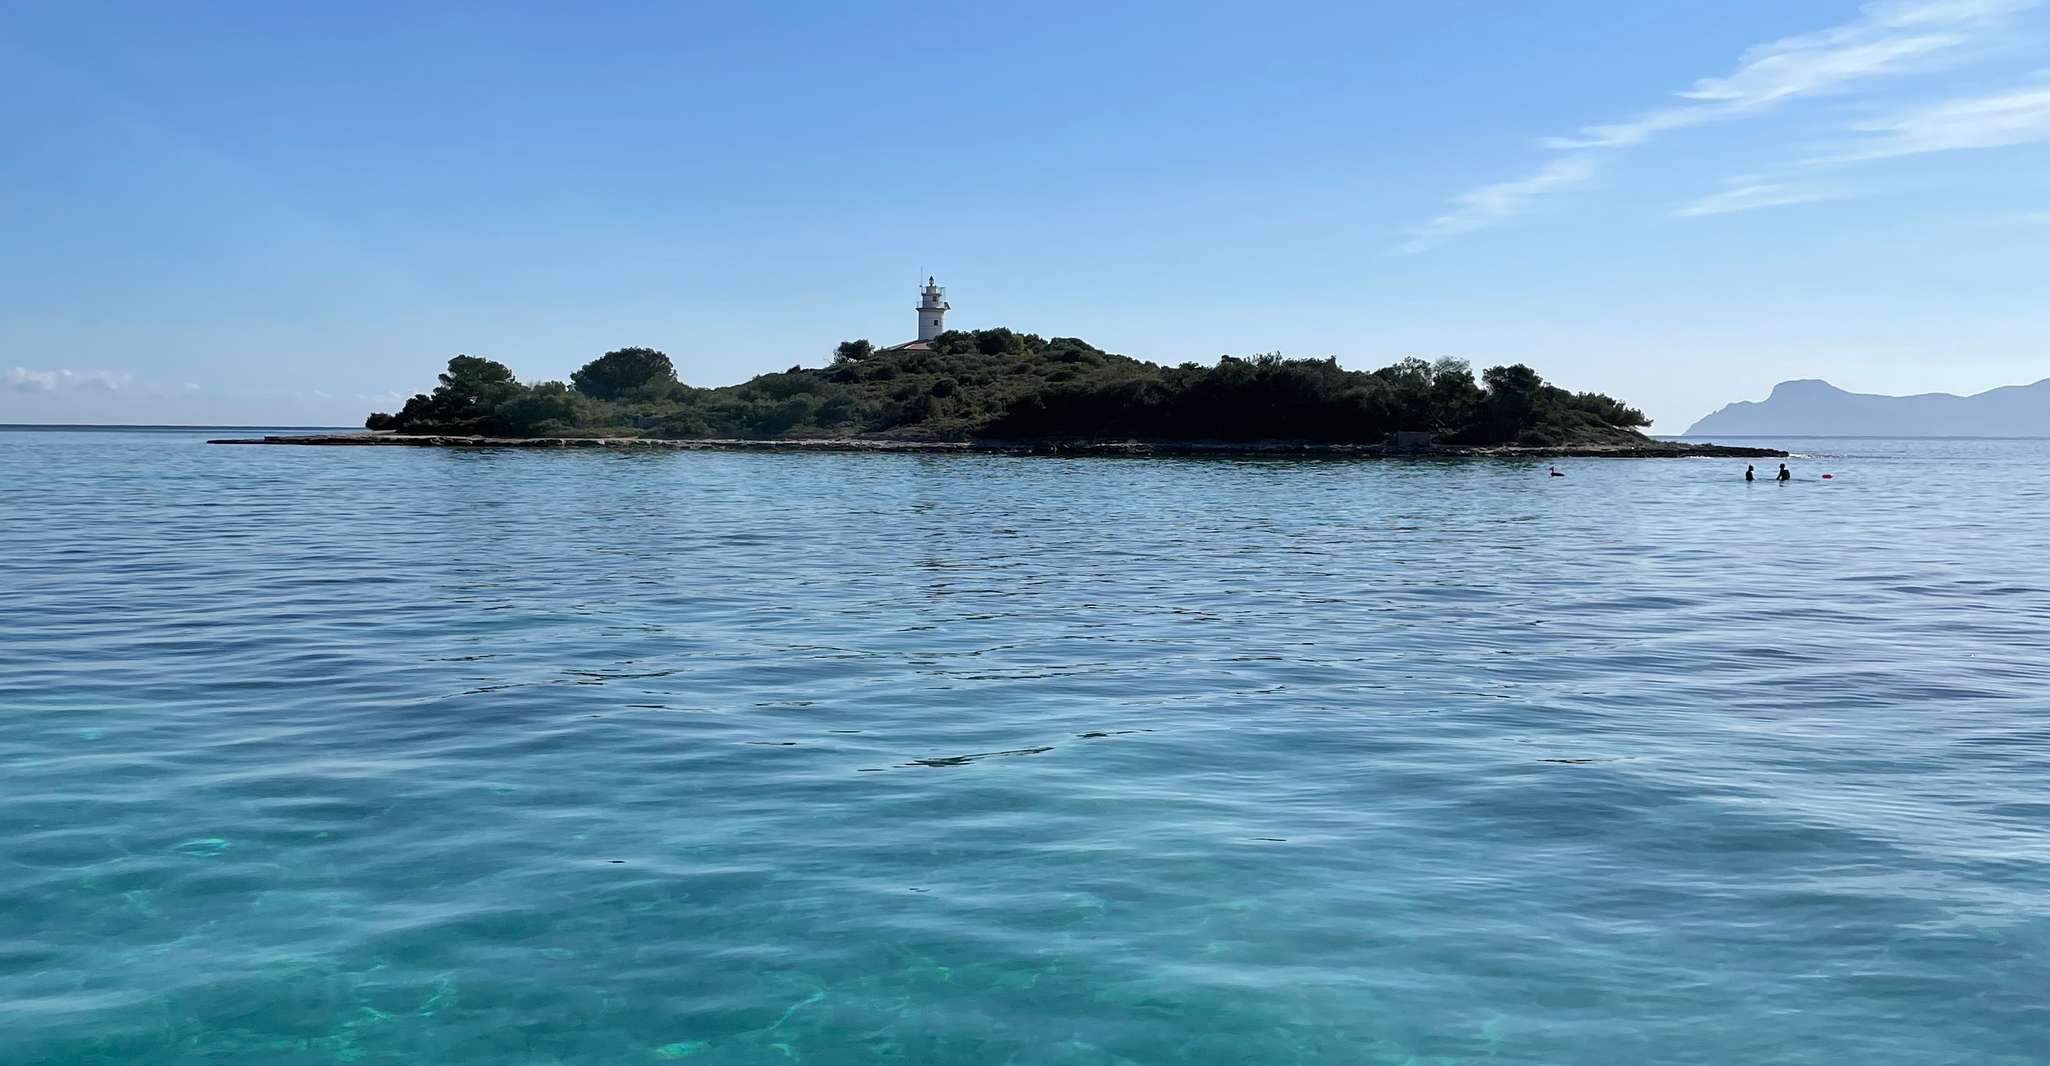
left=3, top=0, right=2047, bottom=430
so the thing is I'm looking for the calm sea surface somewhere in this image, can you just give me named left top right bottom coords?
left=3, top=427, right=2047, bottom=1065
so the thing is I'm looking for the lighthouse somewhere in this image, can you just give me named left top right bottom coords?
left=916, top=277, right=949, bottom=341
left=878, top=277, right=954, bottom=352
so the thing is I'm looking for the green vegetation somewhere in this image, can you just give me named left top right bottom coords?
left=365, top=330, right=1651, bottom=445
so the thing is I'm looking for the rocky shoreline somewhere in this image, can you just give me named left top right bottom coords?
left=208, top=432, right=1787, bottom=459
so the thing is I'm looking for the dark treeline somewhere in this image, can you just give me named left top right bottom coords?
left=366, top=329, right=1651, bottom=445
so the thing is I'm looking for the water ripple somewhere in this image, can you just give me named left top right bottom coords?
left=3, top=430, right=2049, bottom=1064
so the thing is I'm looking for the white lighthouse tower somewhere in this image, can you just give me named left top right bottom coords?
left=916, top=277, right=949, bottom=341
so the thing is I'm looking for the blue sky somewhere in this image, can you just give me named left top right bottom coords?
left=3, top=0, right=2047, bottom=429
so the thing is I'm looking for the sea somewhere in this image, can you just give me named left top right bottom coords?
left=2, top=426, right=2047, bottom=1065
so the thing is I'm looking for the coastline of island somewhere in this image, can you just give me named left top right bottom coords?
left=207, top=432, right=1786, bottom=459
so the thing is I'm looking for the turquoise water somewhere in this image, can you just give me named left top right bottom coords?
left=4, top=427, right=2048, bottom=1065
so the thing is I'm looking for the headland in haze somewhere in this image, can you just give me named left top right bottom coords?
left=1689, top=378, right=2050, bottom=437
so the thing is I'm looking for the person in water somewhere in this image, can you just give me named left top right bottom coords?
left=1745, top=464, right=1755, bottom=482
left=1777, top=463, right=1791, bottom=482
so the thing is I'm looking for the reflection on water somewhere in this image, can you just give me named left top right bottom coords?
left=2, top=430, right=2048, bottom=1065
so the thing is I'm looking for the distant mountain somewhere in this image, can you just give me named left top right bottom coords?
left=1686, top=378, right=2050, bottom=436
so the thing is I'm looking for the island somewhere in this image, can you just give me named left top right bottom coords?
left=213, top=331, right=1785, bottom=458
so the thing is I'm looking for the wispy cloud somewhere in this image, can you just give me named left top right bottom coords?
left=1819, top=83, right=2050, bottom=162
left=1399, top=157, right=1600, bottom=253
left=1549, top=0, right=2030, bottom=149
left=1549, top=36, right=1961, bottom=150
left=1404, top=0, right=2038, bottom=248
left=7, top=367, right=136, bottom=393
left=1673, top=181, right=1846, bottom=218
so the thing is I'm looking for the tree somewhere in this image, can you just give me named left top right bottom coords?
left=571, top=347, right=676, bottom=400
left=932, top=328, right=1033, bottom=358
left=1480, top=364, right=1544, bottom=442
left=1377, top=357, right=1436, bottom=430
left=1428, top=358, right=1482, bottom=434
left=364, top=356, right=522, bottom=433
left=488, top=380, right=583, bottom=435
left=974, top=329, right=1023, bottom=357
left=1567, top=391, right=1650, bottom=428
left=833, top=339, right=874, bottom=364
left=430, top=355, right=522, bottom=422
